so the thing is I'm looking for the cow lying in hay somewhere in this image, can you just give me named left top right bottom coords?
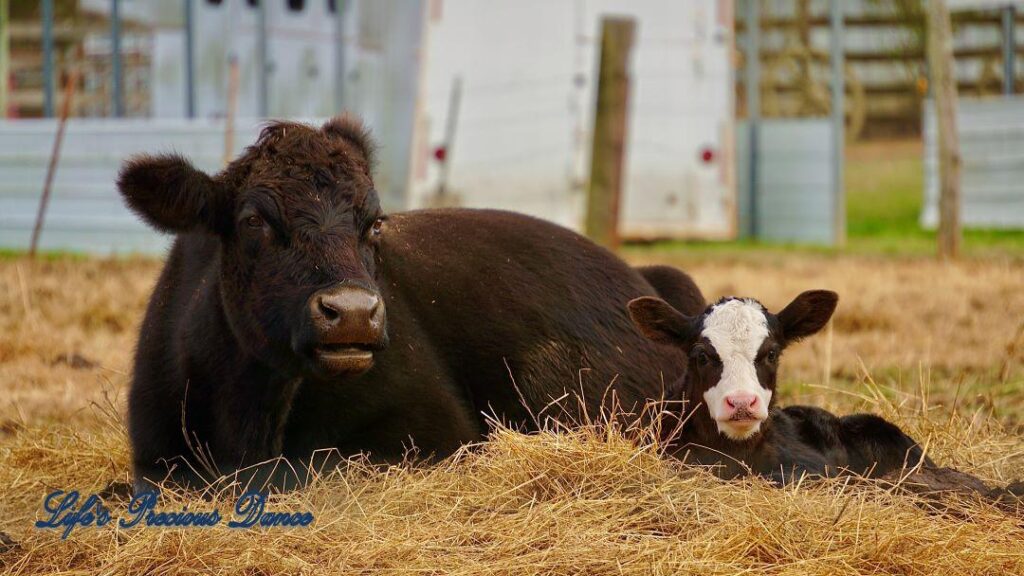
left=119, top=116, right=702, bottom=492
left=628, top=291, right=1024, bottom=505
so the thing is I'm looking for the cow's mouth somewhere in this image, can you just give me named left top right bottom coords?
left=716, top=411, right=765, bottom=440
left=310, top=343, right=376, bottom=376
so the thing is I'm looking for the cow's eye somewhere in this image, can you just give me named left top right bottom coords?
left=765, top=350, right=778, bottom=364
left=245, top=214, right=264, bottom=229
left=695, top=351, right=710, bottom=366
left=370, top=218, right=384, bottom=236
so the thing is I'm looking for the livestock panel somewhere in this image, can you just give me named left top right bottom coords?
left=737, top=118, right=837, bottom=244
left=921, top=96, right=1024, bottom=229
left=0, top=118, right=264, bottom=254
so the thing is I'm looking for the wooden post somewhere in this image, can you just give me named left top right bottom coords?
left=224, top=55, right=239, bottom=165
left=30, top=68, right=79, bottom=257
left=585, top=17, right=635, bottom=251
left=927, top=0, right=961, bottom=259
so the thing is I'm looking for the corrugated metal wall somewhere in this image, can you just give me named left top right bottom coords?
left=737, top=118, right=837, bottom=244
left=921, top=96, right=1024, bottom=229
left=0, top=119, right=269, bottom=254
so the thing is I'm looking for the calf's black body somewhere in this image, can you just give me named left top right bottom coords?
left=674, top=405, right=932, bottom=483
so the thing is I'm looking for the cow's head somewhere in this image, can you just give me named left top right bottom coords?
left=119, top=117, right=388, bottom=380
left=628, top=291, right=837, bottom=441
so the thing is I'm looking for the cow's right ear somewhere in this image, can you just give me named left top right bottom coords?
left=627, top=297, right=695, bottom=347
left=117, top=154, right=228, bottom=234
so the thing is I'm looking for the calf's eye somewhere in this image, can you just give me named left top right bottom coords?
left=765, top=350, right=778, bottom=363
left=696, top=351, right=710, bottom=366
left=246, top=215, right=264, bottom=229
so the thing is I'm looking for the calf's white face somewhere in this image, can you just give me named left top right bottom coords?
left=700, top=299, right=772, bottom=439
left=628, top=289, right=839, bottom=443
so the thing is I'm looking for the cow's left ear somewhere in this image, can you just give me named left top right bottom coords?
left=118, top=154, right=231, bottom=235
left=777, top=290, right=838, bottom=343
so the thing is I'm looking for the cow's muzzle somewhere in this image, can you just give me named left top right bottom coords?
left=303, top=282, right=387, bottom=377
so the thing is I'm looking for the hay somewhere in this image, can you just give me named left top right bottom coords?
left=1, top=414, right=1022, bottom=575
left=2, top=255, right=1023, bottom=575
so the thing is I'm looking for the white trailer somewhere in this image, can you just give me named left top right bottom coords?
left=3, top=1, right=737, bottom=255
left=386, top=0, right=738, bottom=239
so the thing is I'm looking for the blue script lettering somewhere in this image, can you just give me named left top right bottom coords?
left=120, top=491, right=222, bottom=528
left=228, top=491, right=314, bottom=528
left=35, top=490, right=111, bottom=539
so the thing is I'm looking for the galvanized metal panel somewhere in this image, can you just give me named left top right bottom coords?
left=737, top=119, right=837, bottom=244
left=0, top=118, right=271, bottom=255
left=921, top=96, right=1024, bottom=229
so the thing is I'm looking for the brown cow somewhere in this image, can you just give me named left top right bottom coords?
left=120, top=116, right=697, bottom=491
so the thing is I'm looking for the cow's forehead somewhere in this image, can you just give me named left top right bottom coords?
left=700, top=299, right=769, bottom=358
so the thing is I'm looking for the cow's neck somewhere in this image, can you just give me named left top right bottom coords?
left=183, top=271, right=303, bottom=467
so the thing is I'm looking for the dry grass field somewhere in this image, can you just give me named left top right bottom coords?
left=1, top=251, right=1023, bottom=575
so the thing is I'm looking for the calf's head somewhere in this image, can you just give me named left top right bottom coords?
left=628, top=291, right=838, bottom=441
left=119, top=117, right=388, bottom=380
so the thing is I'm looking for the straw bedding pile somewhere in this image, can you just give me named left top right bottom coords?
left=1, top=411, right=1022, bottom=575
left=1, top=256, right=1023, bottom=575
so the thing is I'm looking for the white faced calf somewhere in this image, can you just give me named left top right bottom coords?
left=629, top=291, right=838, bottom=441
left=628, top=290, right=933, bottom=483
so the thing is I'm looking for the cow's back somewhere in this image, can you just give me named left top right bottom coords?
left=379, top=208, right=686, bottom=426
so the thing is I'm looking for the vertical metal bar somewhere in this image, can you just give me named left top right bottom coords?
left=830, top=0, right=845, bottom=247
left=334, top=0, right=346, bottom=113
left=745, top=0, right=760, bottom=238
left=1004, top=5, right=1016, bottom=96
left=111, top=0, right=123, bottom=117
left=184, top=0, right=195, bottom=118
left=0, top=0, right=9, bottom=117
left=257, top=0, right=269, bottom=117
left=436, top=76, right=462, bottom=199
left=42, top=0, right=55, bottom=117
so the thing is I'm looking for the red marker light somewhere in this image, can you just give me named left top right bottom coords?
left=700, top=147, right=715, bottom=164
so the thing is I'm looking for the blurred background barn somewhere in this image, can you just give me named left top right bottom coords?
left=0, top=0, right=1021, bottom=254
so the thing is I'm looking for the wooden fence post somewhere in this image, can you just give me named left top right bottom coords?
left=927, top=0, right=961, bottom=259
left=585, top=17, right=635, bottom=251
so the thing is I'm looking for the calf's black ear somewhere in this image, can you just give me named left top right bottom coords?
left=117, top=154, right=227, bottom=234
left=777, top=290, right=839, bottom=343
left=628, top=297, right=695, bottom=347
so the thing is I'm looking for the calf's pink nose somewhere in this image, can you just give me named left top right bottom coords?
left=725, top=393, right=758, bottom=411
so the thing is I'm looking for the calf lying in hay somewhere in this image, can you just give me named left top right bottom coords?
left=627, top=290, right=1024, bottom=506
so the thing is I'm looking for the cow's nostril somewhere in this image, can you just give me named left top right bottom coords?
left=318, top=296, right=342, bottom=323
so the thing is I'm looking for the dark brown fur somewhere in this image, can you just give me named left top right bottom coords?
left=121, top=117, right=690, bottom=491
